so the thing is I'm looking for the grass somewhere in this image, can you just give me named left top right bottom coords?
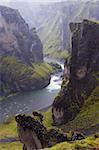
left=0, top=137, right=99, bottom=150
left=43, top=108, right=53, bottom=128
left=0, top=142, right=22, bottom=150
left=0, top=56, right=53, bottom=99
left=0, top=108, right=52, bottom=139
left=0, top=96, right=5, bottom=101
left=32, top=63, right=53, bottom=79
left=60, top=86, right=99, bottom=132
left=44, top=50, right=69, bottom=60
left=45, top=137, right=99, bottom=150
left=0, top=109, right=52, bottom=150
left=0, top=106, right=99, bottom=150
left=0, top=117, right=17, bottom=139
left=0, top=84, right=98, bottom=149
left=38, top=12, right=70, bottom=60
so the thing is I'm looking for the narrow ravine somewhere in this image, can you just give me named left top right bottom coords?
left=0, top=59, right=64, bottom=123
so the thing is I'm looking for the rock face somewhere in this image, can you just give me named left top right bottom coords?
left=0, top=6, right=43, bottom=65
left=52, top=20, right=99, bottom=125
left=15, top=114, right=67, bottom=150
left=0, top=6, right=51, bottom=97
left=8, top=1, right=99, bottom=57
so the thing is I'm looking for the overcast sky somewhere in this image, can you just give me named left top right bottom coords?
left=0, top=0, right=97, bottom=5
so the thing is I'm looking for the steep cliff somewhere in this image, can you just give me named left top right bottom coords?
left=6, top=1, right=99, bottom=58
left=0, top=6, right=52, bottom=97
left=52, top=20, right=99, bottom=125
left=0, top=6, right=43, bottom=65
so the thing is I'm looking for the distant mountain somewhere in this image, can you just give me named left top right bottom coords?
left=6, top=1, right=99, bottom=57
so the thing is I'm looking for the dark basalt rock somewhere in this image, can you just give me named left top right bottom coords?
left=0, top=6, right=43, bottom=65
left=52, top=20, right=99, bottom=125
left=0, top=6, right=51, bottom=97
left=15, top=114, right=67, bottom=149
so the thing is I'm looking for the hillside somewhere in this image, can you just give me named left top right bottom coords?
left=0, top=20, right=98, bottom=150
left=52, top=20, right=99, bottom=126
left=0, top=2, right=99, bottom=150
left=7, top=0, right=99, bottom=58
left=0, top=6, right=52, bottom=98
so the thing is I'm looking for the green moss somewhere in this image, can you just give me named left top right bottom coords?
left=41, top=83, right=99, bottom=132
left=61, top=86, right=99, bottom=131
left=0, top=56, right=53, bottom=98
left=0, top=96, right=5, bottom=101
left=0, top=117, right=17, bottom=138
left=86, top=19, right=99, bottom=24
left=0, top=142, right=22, bottom=150
left=44, top=50, right=69, bottom=60
left=45, top=137, right=99, bottom=150
left=0, top=137, right=98, bottom=150
left=43, top=108, right=53, bottom=128
left=32, top=63, right=53, bottom=79
left=0, top=110, right=99, bottom=150
left=0, top=84, right=98, bottom=149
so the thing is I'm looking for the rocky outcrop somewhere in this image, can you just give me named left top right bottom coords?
left=52, top=20, right=99, bottom=125
left=0, top=6, right=43, bottom=65
left=0, top=6, right=51, bottom=97
left=8, top=1, right=99, bottom=58
left=15, top=114, right=67, bottom=150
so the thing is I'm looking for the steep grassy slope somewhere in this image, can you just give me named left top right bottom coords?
left=0, top=84, right=99, bottom=149
left=0, top=6, right=53, bottom=98
left=60, top=85, right=99, bottom=132
left=0, top=56, right=52, bottom=98
left=0, top=113, right=99, bottom=150
left=43, top=85, right=99, bottom=133
left=46, top=137, right=99, bottom=150
left=1, top=83, right=98, bottom=139
left=0, top=137, right=99, bottom=150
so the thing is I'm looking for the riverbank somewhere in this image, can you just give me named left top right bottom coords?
left=0, top=109, right=99, bottom=150
left=0, top=59, right=64, bottom=123
left=0, top=60, right=53, bottom=100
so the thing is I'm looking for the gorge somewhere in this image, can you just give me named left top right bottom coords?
left=14, top=20, right=99, bottom=150
left=0, top=2, right=99, bottom=150
left=7, top=0, right=99, bottom=58
left=0, top=6, right=52, bottom=98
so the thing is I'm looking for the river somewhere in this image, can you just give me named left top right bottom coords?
left=0, top=59, right=64, bottom=123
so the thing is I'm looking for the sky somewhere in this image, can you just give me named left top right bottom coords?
left=1, top=0, right=63, bottom=4
left=0, top=0, right=97, bottom=5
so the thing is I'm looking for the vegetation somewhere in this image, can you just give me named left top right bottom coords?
left=60, top=85, right=99, bottom=132
left=0, top=71, right=98, bottom=150
left=44, top=50, right=69, bottom=60
left=32, top=63, right=53, bottom=79
left=0, top=117, right=17, bottom=138
left=0, top=108, right=52, bottom=139
left=0, top=56, right=53, bottom=98
left=0, top=115, right=99, bottom=150
left=46, top=136, right=99, bottom=150
left=43, top=108, right=53, bottom=128
left=43, top=84, right=99, bottom=137
left=0, top=103, right=99, bottom=149
left=0, top=142, right=22, bottom=150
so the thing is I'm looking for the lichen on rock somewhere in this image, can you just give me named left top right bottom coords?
left=15, top=114, right=67, bottom=150
left=52, top=20, right=99, bottom=125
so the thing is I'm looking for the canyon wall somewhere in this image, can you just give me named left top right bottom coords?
left=52, top=20, right=99, bottom=125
